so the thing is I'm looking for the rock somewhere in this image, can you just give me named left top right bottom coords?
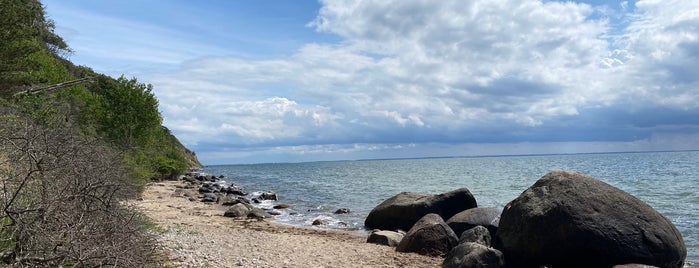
left=496, top=170, right=687, bottom=268
left=311, top=219, right=326, bottom=226
left=267, top=210, right=282, bottom=216
left=219, top=196, right=243, bottom=206
left=273, top=204, right=291, bottom=209
left=223, top=203, right=250, bottom=218
left=183, top=176, right=197, bottom=183
left=396, top=213, right=459, bottom=257
left=201, top=193, right=218, bottom=203
left=227, top=188, right=246, bottom=196
left=459, top=225, right=492, bottom=247
left=247, top=207, right=270, bottom=219
left=367, top=230, right=404, bottom=247
left=446, top=207, right=501, bottom=237
left=334, top=208, right=351, bottom=214
left=198, top=185, right=214, bottom=193
left=365, top=188, right=477, bottom=231
left=443, top=242, right=505, bottom=268
left=259, top=192, right=277, bottom=201
left=225, top=184, right=246, bottom=195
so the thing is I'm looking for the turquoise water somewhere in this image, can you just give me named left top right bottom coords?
left=205, top=151, right=699, bottom=262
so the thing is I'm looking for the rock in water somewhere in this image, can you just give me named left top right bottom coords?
left=365, top=188, right=477, bottom=231
left=446, top=207, right=501, bottom=238
left=496, top=170, right=686, bottom=268
left=367, top=230, right=405, bottom=247
left=396, top=213, right=459, bottom=256
left=443, top=242, right=505, bottom=268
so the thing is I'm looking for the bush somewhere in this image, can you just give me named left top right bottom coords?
left=0, top=110, right=160, bottom=267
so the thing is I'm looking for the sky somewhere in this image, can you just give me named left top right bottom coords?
left=42, top=0, right=699, bottom=164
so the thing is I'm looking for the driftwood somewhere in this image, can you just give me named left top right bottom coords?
left=13, top=77, right=95, bottom=97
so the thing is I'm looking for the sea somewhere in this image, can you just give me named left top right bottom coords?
left=204, top=151, right=699, bottom=263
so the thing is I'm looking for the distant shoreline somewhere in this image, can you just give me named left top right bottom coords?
left=204, top=149, right=699, bottom=166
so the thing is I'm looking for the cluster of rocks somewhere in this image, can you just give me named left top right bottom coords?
left=175, top=171, right=353, bottom=225
left=173, top=172, right=279, bottom=220
left=365, top=170, right=688, bottom=268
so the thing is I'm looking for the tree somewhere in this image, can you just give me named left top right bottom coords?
left=0, top=0, right=70, bottom=96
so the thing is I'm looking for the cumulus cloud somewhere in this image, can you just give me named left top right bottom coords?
left=141, top=0, right=699, bottom=163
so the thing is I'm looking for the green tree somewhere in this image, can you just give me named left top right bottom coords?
left=0, top=0, right=70, bottom=96
left=92, top=75, right=162, bottom=148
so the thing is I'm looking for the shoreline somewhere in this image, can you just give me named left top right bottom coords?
left=132, top=180, right=442, bottom=267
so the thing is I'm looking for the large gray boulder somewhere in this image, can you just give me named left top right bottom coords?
left=446, top=207, right=501, bottom=237
left=396, top=213, right=459, bottom=257
left=442, top=242, right=505, bottom=268
left=496, top=170, right=686, bottom=268
left=365, top=188, right=477, bottom=231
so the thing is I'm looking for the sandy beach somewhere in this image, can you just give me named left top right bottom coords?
left=132, top=180, right=442, bottom=267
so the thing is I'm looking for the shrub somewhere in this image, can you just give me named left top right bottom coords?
left=0, top=110, right=160, bottom=267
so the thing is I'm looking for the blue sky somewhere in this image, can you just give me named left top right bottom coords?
left=43, top=0, right=699, bottom=164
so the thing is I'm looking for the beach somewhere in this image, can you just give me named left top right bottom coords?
left=133, top=180, right=442, bottom=267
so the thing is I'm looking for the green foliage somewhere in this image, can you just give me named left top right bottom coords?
left=92, top=75, right=162, bottom=148
left=0, top=0, right=70, bottom=96
left=0, top=0, right=200, bottom=265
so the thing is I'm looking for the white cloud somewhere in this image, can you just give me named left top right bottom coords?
left=122, top=0, right=699, bottom=163
left=608, top=0, right=699, bottom=108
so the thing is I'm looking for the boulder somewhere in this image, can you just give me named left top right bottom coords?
left=335, top=208, right=351, bottom=214
left=367, top=230, right=404, bottom=247
left=396, top=213, right=459, bottom=256
left=225, top=185, right=246, bottom=196
left=459, top=225, right=492, bottom=247
left=219, top=196, right=244, bottom=206
left=365, top=188, right=477, bottom=231
left=201, top=193, right=218, bottom=203
left=259, top=191, right=277, bottom=201
left=496, top=170, right=686, bottom=268
left=443, top=242, right=505, bottom=268
left=446, top=207, right=501, bottom=238
left=223, top=203, right=250, bottom=218
left=247, top=207, right=271, bottom=219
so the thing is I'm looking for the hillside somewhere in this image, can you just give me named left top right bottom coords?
left=1, top=0, right=200, bottom=266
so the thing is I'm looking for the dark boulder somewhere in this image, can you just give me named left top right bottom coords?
left=335, top=208, right=351, bottom=214
left=459, top=225, right=492, bottom=247
left=496, top=170, right=686, bottom=268
left=446, top=207, right=501, bottom=238
left=367, top=230, right=404, bottom=247
left=442, top=242, right=505, bottom=268
left=365, top=188, right=477, bottom=231
left=201, top=193, right=218, bottom=203
left=259, top=191, right=277, bottom=201
left=225, top=185, right=246, bottom=196
left=396, top=213, right=459, bottom=257
left=219, top=196, right=245, bottom=206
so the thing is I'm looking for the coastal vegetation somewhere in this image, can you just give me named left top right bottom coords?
left=1, top=0, right=199, bottom=265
